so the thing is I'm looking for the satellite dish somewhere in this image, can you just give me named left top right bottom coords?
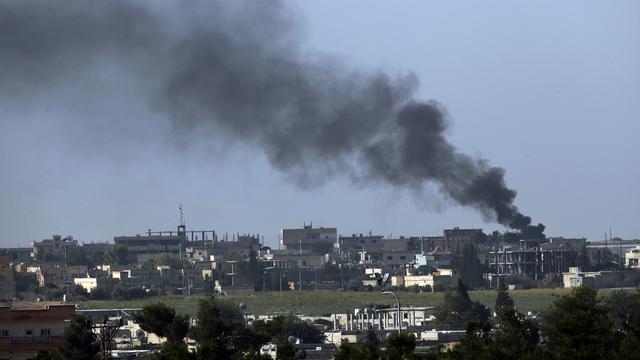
left=382, top=273, right=390, bottom=287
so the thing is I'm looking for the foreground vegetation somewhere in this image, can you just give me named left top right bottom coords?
left=44, top=284, right=640, bottom=360
left=79, top=287, right=626, bottom=316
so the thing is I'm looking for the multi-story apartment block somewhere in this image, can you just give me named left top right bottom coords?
left=338, top=234, right=384, bottom=261
left=0, top=302, right=75, bottom=360
left=281, top=224, right=336, bottom=253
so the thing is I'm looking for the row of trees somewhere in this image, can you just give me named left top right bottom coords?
left=334, top=280, right=640, bottom=360
left=36, top=296, right=325, bottom=360
left=33, top=282, right=640, bottom=359
left=133, top=296, right=326, bottom=359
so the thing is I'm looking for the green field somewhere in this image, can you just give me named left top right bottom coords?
left=77, top=288, right=628, bottom=316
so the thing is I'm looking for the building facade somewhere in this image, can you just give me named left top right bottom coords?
left=31, top=235, right=78, bottom=261
left=0, top=302, right=75, bottom=360
left=281, top=225, right=336, bottom=253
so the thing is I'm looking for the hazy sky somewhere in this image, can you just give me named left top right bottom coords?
left=0, top=1, right=638, bottom=247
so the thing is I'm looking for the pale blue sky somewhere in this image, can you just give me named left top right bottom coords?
left=0, top=1, right=638, bottom=247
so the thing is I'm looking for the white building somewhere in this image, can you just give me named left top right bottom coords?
left=625, top=246, right=640, bottom=269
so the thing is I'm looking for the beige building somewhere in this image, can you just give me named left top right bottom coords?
left=0, top=302, right=75, bottom=360
left=73, top=277, right=109, bottom=293
left=395, top=269, right=457, bottom=291
left=27, top=264, right=88, bottom=288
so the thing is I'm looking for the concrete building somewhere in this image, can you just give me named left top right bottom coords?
left=625, top=246, right=640, bottom=269
left=563, top=266, right=640, bottom=288
left=346, top=306, right=435, bottom=331
left=31, top=235, right=78, bottom=261
left=260, top=249, right=326, bottom=269
left=414, top=247, right=452, bottom=270
left=27, top=264, right=88, bottom=288
left=338, top=234, right=384, bottom=261
left=73, top=277, right=114, bottom=293
left=0, top=302, right=75, bottom=360
left=490, top=239, right=582, bottom=280
left=108, top=266, right=207, bottom=292
left=442, top=228, right=484, bottom=253
left=281, top=224, right=336, bottom=253
left=0, top=248, right=31, bottom=263
left=400, top=269, right=457, bottom=291
left=114, top=226, right=188, bottom=262
left=382, top=252, right=414, bottom=270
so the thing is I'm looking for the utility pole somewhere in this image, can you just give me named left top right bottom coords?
left=94, top=317, right=123, bottom=360
left=378, top=273, right=401, bottom=334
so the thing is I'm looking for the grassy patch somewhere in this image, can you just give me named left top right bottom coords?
left=78, top=288, right=628, bottom=316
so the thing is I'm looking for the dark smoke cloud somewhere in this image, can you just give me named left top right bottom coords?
left=0, top=0, right=542, bottom=235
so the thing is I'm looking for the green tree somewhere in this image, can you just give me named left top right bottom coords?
left=252, top=316, right=325, bottom=344
left=59, top=316, right=100, bottom=360
left=488, top=307, right=547, bottom=360
left=334, top=342, right=380, bottom=360
left=605, top=289, right=640, bottom=360
left=133, top=303, right=190, bottom=344
left=193, top=296, right=257, bottom=358
left=383, top=332, right=416, bottom=360
left=148, top=341, right=195, bottom=360
left=495, top=281, right=514, bottom=315
left=543, top=287, right=615, bottom=360
left=104, top=244, right=131, bottom=265
left=441, top=324, right=492, bottom=360
left=32, top=349, right=64, bottom=360
left=276, top=340, right=298, bottom=360
left=66, top=247, right=90, bottom=266
left=434, top=279, right=490, bottom=329
left=141, top=253, right=185, bottom=270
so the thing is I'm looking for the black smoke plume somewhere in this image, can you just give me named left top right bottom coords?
left=0, top=1, right=543, bottom=236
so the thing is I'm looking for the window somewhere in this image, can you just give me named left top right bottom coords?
left=400, top=256, right=406, bottom=260
left=40, top=329, right=51, bottom=336
left=387, top=256, right=393, bottom=260
left=0, top=329, right=8, bottom=337
left=25, top=329, right=33, bottom=336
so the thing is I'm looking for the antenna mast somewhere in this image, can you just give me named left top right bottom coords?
left=179, top=204, right=185, bottom=227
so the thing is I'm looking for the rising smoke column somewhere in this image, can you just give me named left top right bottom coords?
left=0, top=0, right=543, bottom=235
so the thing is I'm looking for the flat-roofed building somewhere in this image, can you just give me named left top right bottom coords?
left=27, top=264, right=88, bottom=288
left=31, top=235, right=79, bottom=261
left=442, top=228, right=484, bottom=253
left=0, top=302, right=75, bottom=360
left=281, top=224, right=336, bottom=253
left=114, top=226, right=187, bottom=262
left=338, top=234, right=384, bottom=261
